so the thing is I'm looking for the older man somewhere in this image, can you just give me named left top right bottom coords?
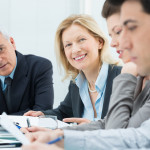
left=0, top=28, right=54, bottom=115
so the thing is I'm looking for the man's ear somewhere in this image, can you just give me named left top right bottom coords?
left=10, top=37, right=16, bottom=50
left=98, top=38, right=104, bottom=50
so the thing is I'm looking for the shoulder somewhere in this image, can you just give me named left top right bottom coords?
left=16, top=51, right=53, bottom=74
left=17, top=51, right=52, bottom=67
left=26, top=54, right=51, bottom=64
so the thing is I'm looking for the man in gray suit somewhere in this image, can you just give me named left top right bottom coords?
left=22, top=0, right=150, bottom=150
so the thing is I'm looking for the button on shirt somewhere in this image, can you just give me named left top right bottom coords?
left=75, top=62, right=109, bottom=121
left=0, top=58, right=17, bottom=91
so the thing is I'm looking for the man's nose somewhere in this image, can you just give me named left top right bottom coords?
left=119, top=29, right=132, bottom=51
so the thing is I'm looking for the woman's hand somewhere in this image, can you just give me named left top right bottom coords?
left=63, top=118, right=91, bottom=125
left=24, top=110, right=44, bottom=117
left=121, top=62, right=138, bottom=77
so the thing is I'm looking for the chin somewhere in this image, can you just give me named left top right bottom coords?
left=138, top=68, right=149, bottom=77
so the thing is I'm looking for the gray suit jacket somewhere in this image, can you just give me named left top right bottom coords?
left=64, top=73, right=150, bottom=130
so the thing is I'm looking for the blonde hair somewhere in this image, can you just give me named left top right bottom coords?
left=55, top=14, right=122, bottom=81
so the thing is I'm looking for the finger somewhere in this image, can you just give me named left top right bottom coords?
left=24, top=110, right=35, bottom=116
left=63, top=118, right=83, bottom=123
left=25, top=133, right=37, bottom=142
left=20, top=127, right=29, bottom=134
left=32, top=111, right=44, bottom=117
left=22, top=142, right=56, bottom=150
left=28, top=126, right=49, bottom=132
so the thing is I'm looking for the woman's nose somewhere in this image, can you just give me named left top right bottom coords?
left=110, top=39, right=119, bottom=48
left=72, top=44, right=80, bottom=53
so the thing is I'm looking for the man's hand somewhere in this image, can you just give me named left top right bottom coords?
left=24, top=110, right=44, bottom=117
left=22, top=142, right=64, bottom=150
left=63, top=118, right=91, bottom=125
left=25, top=129, right=64, bottom=143
left=20, top=126, right=51, bottom=134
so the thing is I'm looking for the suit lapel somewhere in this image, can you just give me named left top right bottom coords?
left=77, top=97, right=84, bottom=117
left=10, top=51, right=29, bottom=113
left=72, top=83, right=84, bottom=117
left=101, top=65, right=121, bottom=119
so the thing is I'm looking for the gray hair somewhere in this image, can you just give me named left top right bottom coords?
left=0, top=26, right=10, bottom=40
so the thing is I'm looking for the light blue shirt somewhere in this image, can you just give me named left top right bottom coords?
left=0, top=57, right=17, bottom=91
left=64, top=118, right=150, bottom=150
left=75, top=62, right=109, bottom=121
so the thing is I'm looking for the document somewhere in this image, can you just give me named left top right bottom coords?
left=0, top=148, right=21, bottom=150
left=0, top=113, right=30, bottom=145
left=0, top=139, right=21, bottom=148
left=0, top=115, right=71, bottom=129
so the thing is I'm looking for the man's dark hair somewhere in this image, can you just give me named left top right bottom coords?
left=102, top=0, right=121, bottom=19
left=108, top=0, right=150, bottom=14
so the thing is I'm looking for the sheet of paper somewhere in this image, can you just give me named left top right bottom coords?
left=0, top=115, right=39, bottom=127
left=0, top=114, right=72, bottom=129
left=0, top=139, right=20, bottom=144
left=0, top=113, right=30, bottom=145
left=0, top=148, right=21, bottom=150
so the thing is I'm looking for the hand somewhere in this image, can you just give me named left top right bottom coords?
left=22, top=142, right=64, bottom=150
left=121, top=62, right=138, bottom=77
left=25, top=129, right=64, bottom=143
left=20, top=126, right=51, bottom=134
left=63, top=118, right=91, bottom=125
left=24, top=110, right=44, bottom=117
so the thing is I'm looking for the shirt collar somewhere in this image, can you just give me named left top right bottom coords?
left=95, top=62, right=109, bottom=93
left=75, top=71, right=86, bottom=88
left=75, top=62, right=109, bottom=92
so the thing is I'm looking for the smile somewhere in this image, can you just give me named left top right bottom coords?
left=74, top=54, right=87, bottom=61
left=0, top=64, right=7, bottom=69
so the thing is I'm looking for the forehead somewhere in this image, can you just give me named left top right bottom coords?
left=62, top=24, right=90, bottom=39
left=120, top=1, right=145, bottom=24
left=0, top=33, right=8, bottom=42
left=107, top=13, right=121, bottom=31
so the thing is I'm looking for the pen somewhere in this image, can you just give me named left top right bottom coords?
left=15, top=124, right=21, bottom=129
left=47, top=136, right=64, bottom=144
left=14, top=122, right=21, bottom=129
left=26, top=118, right=31, bottom=127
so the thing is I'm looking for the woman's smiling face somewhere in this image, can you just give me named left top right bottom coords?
left=62, top=24, right=103, bottom=72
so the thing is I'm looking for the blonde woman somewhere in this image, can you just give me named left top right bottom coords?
left=24, top=14, right=122, bottom=125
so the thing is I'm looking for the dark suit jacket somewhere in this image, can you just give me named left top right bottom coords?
left=0, top=51, right=54, bottom=115
left=44, top=65, right=122, bottom=120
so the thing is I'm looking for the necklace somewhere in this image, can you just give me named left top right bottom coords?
left=88, top=82, right=97, bottom=93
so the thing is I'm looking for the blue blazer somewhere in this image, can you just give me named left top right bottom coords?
left=43, top=65, right=122, bottom=120
left=0, top=51, right=54, bottom=115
